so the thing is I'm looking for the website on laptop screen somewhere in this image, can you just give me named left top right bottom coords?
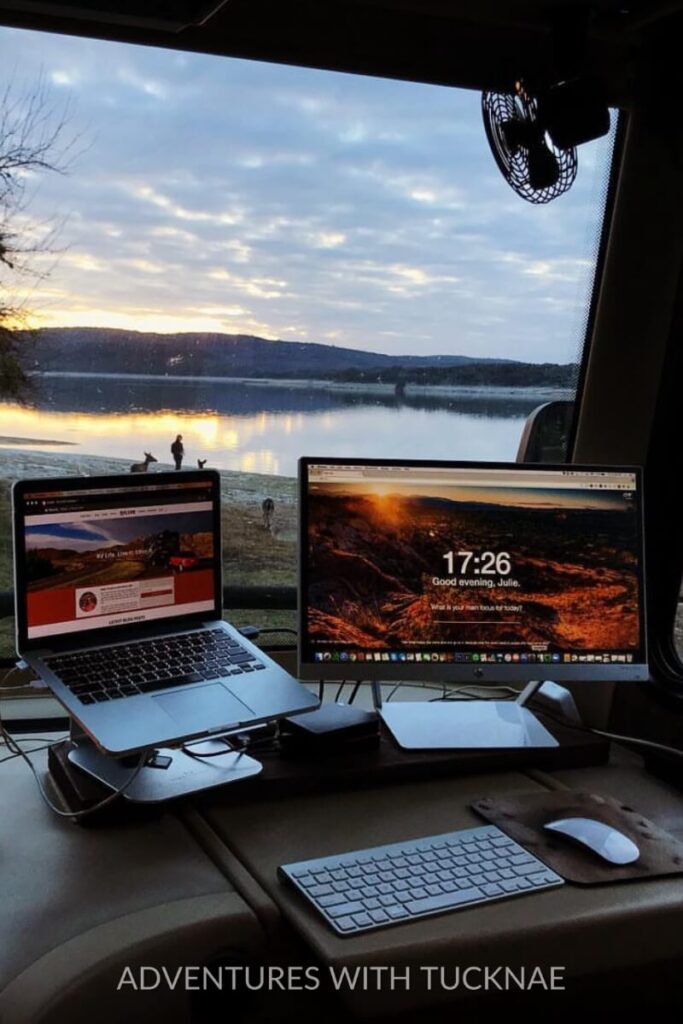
left=20, top=479, right=217, bottom=640
left=301, top=461, right=646, bottom=668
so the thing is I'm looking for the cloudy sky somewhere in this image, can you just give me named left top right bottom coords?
left=25, top=510, right=212, bottom=550
left=1, top=25, right=615, bottom=363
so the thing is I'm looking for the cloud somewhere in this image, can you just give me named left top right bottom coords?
left=125, top=258, right=170, bottom=274
left=62, top=252, right=107, bottom=272
left=312, top=231, right=346, bottom=249
left=117, top=65, right=167, bottom=100
left=498, top=252, right=593, bottom=283
left=51, top=69, right=77, bottom=87
left=25, top=521, right=113, bottom=551
left=129, top=183, right=243, bottom=226
left=0, top=24, right=616, bottom=362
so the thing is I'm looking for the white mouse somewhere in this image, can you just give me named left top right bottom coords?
left=543, top=816, right=640, bottom=865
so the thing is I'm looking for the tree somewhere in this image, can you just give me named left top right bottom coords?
left=0, top=77, right=75, bottom=400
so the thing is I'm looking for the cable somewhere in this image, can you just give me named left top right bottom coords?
left=528, top=701, right=683, bottom=760
left=181, top=738, right=240, bottom=760
left=592, top=728, right=683, bottom=759
left=320, top=680, right=458, bottom=705
left=1, top=735, right=69, bottom=746
left=183, top=735, right=281, bottom=759
left=0, top=665, right=53, bottom=721
left=383, top=680, right=517, bottom=702
left=311, top=679, right=519, bottom=706
left=434, top=685, right=519, bottom=702
left=1, top=663, right=147, bottom=819
left=348, top=681, right=361, bottom=704
left=2, top=744, right=54, bottom=764
left=1, top=668, right=68, bottom=756
left=385, top=681, right=445, bottom=702
left=0, top=734, right=70, bottom=764
left=251, top=627, right=297, bottom=638
left=18, top=746, right=146, bottom=819
left=0, top=664, right=25, bottom=695
left=181, top=717, right=282, bottom=759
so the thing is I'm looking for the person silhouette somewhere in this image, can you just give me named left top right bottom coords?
left=171, top=434, right=184, bottom=471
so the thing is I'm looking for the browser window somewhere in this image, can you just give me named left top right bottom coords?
left=16, top=479, right=217, bottom=641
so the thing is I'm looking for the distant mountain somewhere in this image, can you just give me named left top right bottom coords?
left=23, top=327, right=516, bottom=379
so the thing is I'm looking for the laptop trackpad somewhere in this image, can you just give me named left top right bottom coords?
left=154, top=684, right=254, bottom=732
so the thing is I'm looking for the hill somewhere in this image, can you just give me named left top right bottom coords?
left=20, top=327, right=575, bottom=388
left=23, top=327, right=509, bottom=378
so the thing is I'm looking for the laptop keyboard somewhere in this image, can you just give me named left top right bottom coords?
left=45, top=628, right=266, bottom=704
left=280, top=824, right=564, bottom=935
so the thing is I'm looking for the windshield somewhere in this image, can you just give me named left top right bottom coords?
left=0, top=27, right=617, bottom=675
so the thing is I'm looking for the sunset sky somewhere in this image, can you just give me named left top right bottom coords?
left=1, top=25, right=615, bottom=362
left=312, top=483, right=632, bottom=512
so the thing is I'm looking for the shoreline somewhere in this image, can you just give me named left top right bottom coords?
left=32, top=371, right=571, bottom=403
left=0, top=448, right=296, bottom=500
left=0, top=434, right=76, bottom=446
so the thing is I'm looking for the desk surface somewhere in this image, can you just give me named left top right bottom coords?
left=3, top=737, right=683, bottom=1022
left=0, top=749, right=266, bottom=1024
left=194, top=750, right=683, bottom=1017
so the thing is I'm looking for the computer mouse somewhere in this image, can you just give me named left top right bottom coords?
left=543, top=816, right=640, bottom=865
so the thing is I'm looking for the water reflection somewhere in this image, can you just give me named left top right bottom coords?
left=0, top=376, right=544, bottom=476
left=29, top=376, right=544, bottom=420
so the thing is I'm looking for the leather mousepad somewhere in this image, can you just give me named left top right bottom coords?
left=472, top=790, right=683, bottom=884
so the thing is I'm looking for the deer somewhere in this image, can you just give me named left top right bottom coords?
left=130, top=452, right=158, bottom=473
left=262, top=497, right=275, bottom=530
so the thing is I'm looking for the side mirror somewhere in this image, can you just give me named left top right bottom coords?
left=516, top=400, right=574, bottom=463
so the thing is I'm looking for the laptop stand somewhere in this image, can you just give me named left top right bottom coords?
left=65, top=722, right=262, bottom=803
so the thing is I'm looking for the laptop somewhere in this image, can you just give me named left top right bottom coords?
left=12, top=470, right=318, bottom=755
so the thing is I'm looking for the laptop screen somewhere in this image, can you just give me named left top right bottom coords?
left=13, top=471, right=222, bottom=646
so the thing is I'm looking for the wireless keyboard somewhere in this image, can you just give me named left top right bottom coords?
left=279, top=824, right=563, bottom=935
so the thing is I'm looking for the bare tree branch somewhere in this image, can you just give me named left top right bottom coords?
left=0, top=73, right=79, bottom=400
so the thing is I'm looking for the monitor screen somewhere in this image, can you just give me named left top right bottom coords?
left=298, top=458, right=648, bottom=682
left=13, top=471, right=221, bottom=648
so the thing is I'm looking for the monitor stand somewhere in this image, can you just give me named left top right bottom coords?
left=66, top=724, right=262, bottom=803
left=375, top=680, right=558, bottom=750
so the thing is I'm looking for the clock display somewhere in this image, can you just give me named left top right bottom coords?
left=442, top=550, right=512, bottom=576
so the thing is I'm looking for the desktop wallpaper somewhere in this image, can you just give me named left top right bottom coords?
left=304, top=482, right=642, bottom=652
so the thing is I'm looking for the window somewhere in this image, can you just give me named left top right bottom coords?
left=0, top=27, right=617, bottom=686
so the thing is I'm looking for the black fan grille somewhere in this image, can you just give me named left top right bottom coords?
left=482, top=90, right=577, bottom=204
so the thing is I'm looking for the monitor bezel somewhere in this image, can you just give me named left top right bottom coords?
left=297, top=457, right=649, bottom=684
left=13, top=469, right=223, bottom=653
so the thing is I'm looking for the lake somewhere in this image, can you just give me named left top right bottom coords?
left=0, top=376, right=553, bottom=476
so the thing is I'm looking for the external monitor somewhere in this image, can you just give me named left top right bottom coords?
left=298, top=458, right=648, bottom=691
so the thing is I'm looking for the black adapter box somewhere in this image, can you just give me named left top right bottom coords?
left=279, top=703, right=380, bottom=754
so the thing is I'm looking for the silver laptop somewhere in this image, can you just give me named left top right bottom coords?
left=12, top=470, right=317, bottom=755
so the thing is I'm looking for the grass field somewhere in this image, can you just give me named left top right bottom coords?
left=0, top=479, right=12, bottom=592
left=222, top=499, right=296, bottom=586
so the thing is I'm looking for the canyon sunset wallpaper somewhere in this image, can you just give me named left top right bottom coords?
left=304, top=483, right=642, bottom=653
